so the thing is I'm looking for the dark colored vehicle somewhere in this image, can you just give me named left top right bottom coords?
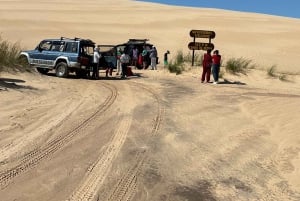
left=19, top=37, right=95, bottom=78
left=99, top=39, right=154, bottom=69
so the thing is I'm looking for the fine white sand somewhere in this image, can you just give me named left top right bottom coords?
left=1, top=0, right=300, bottom=200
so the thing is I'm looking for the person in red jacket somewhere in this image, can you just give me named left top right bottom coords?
left=201, top=49, right=212, bottom=83
left=212, top=49, right=221, bottom=84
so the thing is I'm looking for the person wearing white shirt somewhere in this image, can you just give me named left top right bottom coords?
left=92, top=47, right=101, bottom=79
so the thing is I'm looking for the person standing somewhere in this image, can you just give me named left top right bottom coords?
left=149, top=46, right=158, bottom=70
left=141, top=46, right=148, bottom=69
left=212, top=49, right=221, bottom=84
left=201, top=49, right=212, bottom=83
left=92, top=46, right=101, bottom=79
left=131, top=46, right=139, bottom=68
left=120, top=51, right=130, bottom=78
left=164, top=50, right=170, bottom=66
left=115, top=48, right=122, bottom=76
left=138, top=53, right=143, bottom=68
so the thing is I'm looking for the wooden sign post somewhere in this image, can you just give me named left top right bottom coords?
left=188, top=30, right=215, bottom=66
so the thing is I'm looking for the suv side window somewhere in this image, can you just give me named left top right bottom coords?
left=65, top=42, right=78, bottom=53
left=51, top=41, right=65, bottom=52
left=80, top=46, right=94, bottom=56
left=39, top=40, right=52, bottom=51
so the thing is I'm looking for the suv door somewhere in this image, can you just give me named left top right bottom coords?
left=64, top=42, right=79, bottom=65
left=47, top=40, right=66, bottom=67
left=78, top=43, right=94, bottom=67
left=30, top=40, right=53, bottom=67
left=98, top=45, right=118, bottom=69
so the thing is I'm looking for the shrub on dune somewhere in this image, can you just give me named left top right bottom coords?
left=0, top=36, right=31, bottom=73
left=225, top=57, right=254, bottom=75
left=167, top=50, right=186, bottom=75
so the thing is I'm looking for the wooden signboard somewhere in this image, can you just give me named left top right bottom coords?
left=188, top=42, right=214, bottom=51
left=190, top=30, right=216, bottom=39
left=189, top=29, right=216, bottom=66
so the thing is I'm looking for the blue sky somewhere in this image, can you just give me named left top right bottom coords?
left=137, top=0, right=300, bottom=19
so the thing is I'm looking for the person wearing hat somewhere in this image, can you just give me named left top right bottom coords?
left=92, top=46, right=101, bottom=79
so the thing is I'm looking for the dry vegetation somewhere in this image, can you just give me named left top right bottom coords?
left=0, top=36, right=31, bottom=73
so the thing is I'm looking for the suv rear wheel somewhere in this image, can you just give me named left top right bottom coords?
left=55, top=62, right=69, bottom=78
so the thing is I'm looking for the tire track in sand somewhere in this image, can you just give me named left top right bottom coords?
left=66, top=116, right=132, bottom=201
left=106, top=82, right=165, bottom=201
left=0, top=82, right=117, bottom=189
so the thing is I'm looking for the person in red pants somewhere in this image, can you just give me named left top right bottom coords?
left=201, top=49, right=212, bottom=83
left=212, top=49, right=222, bottom=84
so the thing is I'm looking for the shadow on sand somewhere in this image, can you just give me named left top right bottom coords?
left=218, top=79, right=246, bottom=85
left=0, top=77, right=37, bottom=91
left=46, top=71, right=144, bottom=81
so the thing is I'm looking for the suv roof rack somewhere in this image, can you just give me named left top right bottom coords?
left=60, top=37, right=95, bottom=44
left=128, top=39, right=149, bottom=42
left=60, top=36, right=83, bottom=41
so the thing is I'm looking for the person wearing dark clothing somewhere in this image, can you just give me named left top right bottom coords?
left=142, top=46, right=148, bottom=69
left=212, top=50, right=221, bottom=84
left=201, top=49, right=212, bottom=83
left=149, top=46, right=158, bottom=70
left=105, top=62, right=114, bottom=77
left=164, top=50, right=170, bottom=66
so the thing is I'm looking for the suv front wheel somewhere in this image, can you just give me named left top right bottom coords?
left=55, top=62, right=69, bottom=78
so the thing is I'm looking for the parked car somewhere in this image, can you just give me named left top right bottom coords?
left=19, top=37, right=95, bottom=78
left=98, top=39, right=154, bottom=69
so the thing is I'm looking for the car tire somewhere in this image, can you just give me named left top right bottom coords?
left=36, top=67, right=49, bottom=75
left=55, top=62, right=69, bottom=78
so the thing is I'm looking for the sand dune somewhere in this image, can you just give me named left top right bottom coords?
left=1, top=0, right=300, bottom=200
left=1, top=0, right=300, bottom=72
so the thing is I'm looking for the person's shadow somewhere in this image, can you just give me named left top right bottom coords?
left=0, top=77, right=36, bottom=90
left=218, top=79, right=246, bottom=85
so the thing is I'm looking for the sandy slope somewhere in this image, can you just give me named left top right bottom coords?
left=1, top=0, right=300, bottom=72
left=1, top=0, right=300, bottom=200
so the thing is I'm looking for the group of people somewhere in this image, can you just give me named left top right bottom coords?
left=114, top=45, right=159, bottom=77
left=141, top=46, right=158, bottom=70
left=91, top=44, right=221, bottom=83
left=90, top=46, right=131, bottom=79
left=201, top=49, right=221, bottom=84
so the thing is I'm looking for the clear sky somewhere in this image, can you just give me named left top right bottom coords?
left=137, top=0, right=300, bottom=19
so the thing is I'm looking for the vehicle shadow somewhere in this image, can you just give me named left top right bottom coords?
left=46, top=71, right=144, bottom=81
left=0, top=78, right=37, bottom=91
